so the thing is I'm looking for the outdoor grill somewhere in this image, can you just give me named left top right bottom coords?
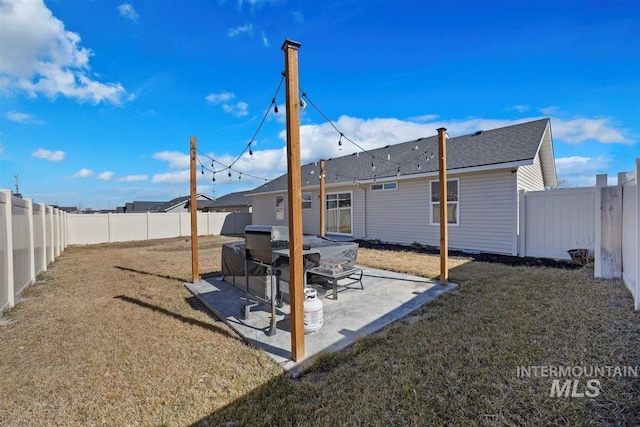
left=242, top=225, right=290, bottom=336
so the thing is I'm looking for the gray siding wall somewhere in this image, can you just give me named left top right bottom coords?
left=517, top=152, right=545, bottom=192
left=251, top=187, right=365, bottom=238
left=250, top=169, right=516, bottom=254
left=364, top=170, right=516, bottom=254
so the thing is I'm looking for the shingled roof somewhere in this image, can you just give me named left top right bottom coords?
left=203, top=191, right=251, bottom=209
left=248, top=118, right=554, bottom=195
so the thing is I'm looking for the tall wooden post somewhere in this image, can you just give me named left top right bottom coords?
left=190, top=136, right=200, bottom=284
left=319, top=159, right=326, bottom=237
left=437, top=128, right=449, bottom=284
left=282, top=39, right=305, bottom=361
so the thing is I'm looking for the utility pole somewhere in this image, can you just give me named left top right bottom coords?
left=437, top=128, right=449, bottom=284
left=282, top=39, right=305, bottom=361
left=190, top=136, right=200, bottom=284
left=319, top=159, right=326, bottom=237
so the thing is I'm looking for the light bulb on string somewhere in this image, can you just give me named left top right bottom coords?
left=239, top=173, right=242, bottom=180
left=249, top=146, right=254, bottom=160
left=273, top=99, right=278, bottom=114
left=397, top=167, right=401, bottom=177
left=371, top=161, right=376, bottom=171
left=228, top=169, right=232, bottom=181
left=418, top=162, right=422, bottom=170
left=338, top=134, right=343, bottom=150
left=201, top=165, right=204, bottom=175
left=212, top=172, right=216, bottom=182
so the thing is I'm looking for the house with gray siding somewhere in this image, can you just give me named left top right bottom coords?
left=246, top=118, right=557, bottom=256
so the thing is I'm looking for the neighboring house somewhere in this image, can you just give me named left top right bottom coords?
left=117, top=194, right=213, bottom=213
left=159, top=194, right=213, bottom=212
left=246, top=118, right=557, bottom=256
left=119, top=201, right=165, bottom=213
left=202, top=191, right=252, bottom=213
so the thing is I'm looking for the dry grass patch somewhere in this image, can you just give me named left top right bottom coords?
left=0, top=236, right=280, bottom=427
left=1, top=239, right=638, bottom=426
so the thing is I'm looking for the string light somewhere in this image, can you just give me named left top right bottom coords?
left=338, top=133, right=343, bottom=150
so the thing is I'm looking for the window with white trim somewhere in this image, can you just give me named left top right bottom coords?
left=430, top=179, right=459, bottom=225
left=371, top=182, right=398, bottom=191
left=302, top=192, right=312, bottom=209
left=276, top=195, right=284, bottom=220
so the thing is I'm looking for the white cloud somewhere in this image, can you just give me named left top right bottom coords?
left=541, top=106, right=560, bottom=115
left=97, top=171, right=114, bottom=180
left=551, top=117, right=630, bottom=144
left=206, top=91, right=249, bottom=116
left=7, top=111, right=43, bottom=124
left=151, top=170, right=190, bottom=183
left=0, top=0, right=126, bottom=104
left=506, top=105, right=529, bottom=113
left=169, top=114, right=631, bottom=189
left=205, top=91, right=235, bottom=104
left=152, top=151, right=190, bottom=169
left=117, top=174, right=148, bottom=182
left=71, top=168, right=94, bottom=178
left=554, top=155, right=612, bottom=187
left=32, top=147, right=65, bottom=161
left=228, top=24, right=253, bottom=37
left=118, top=3, right=138, bottom=23
left=260, top=31, right=269, bottom=47
left=293, top=11, right=304, bottom=23
left=0, top=143, right=5, bottom=157
left=223, top=101, right=249, bottom=117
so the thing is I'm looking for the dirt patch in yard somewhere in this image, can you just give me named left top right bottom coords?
left=356, top=239, right=582, bottom=269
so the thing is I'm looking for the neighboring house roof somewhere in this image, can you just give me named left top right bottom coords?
left=248, top=118, right=556, bottom=195
left=203, top=191, right=251, bottom=210
left=160, top=194, right=213, bottom=211
left=125, top=201, right=165, bottom=212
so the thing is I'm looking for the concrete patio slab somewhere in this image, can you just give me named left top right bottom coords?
left=186, top=266, right=457, bottom=377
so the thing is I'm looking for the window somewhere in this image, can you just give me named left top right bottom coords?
left=302, top=192, right=312, bottom=209
left=326, top=192, right=352, bottom=235
left=371, top=182, right=398, bottom=191
left=430, top=179, right=459, bottom=225
left=276, top=195, right=284, bottom=220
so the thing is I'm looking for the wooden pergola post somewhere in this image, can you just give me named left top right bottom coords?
left=190, top=136, right=200, bottom=284
left=319, top=159, right=326, bottom=237
left=282, top=39, right=305, bottom=361
left=437, top=128, right=448, bottom=284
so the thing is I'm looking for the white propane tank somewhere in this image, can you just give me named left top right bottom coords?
left=303, top=288, right=323, bottom=334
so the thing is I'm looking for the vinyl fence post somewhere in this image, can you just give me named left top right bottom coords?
left=26, top=198, right=36, bottom=285
left=594, top=174, right=607, bottom=278
left=1, top=190, right=15, bottom=307
left=518, top=189, right=526, bottom=257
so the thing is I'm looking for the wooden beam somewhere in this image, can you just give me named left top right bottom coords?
left=190, top=136, right=200, bottom=284
left=319, top=159, right=326, bottom=237
left=282, top=39, right=305, bottom=361
left=437, top=128, right=448, bottom=284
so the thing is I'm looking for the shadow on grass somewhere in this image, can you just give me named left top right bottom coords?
left=184, top=259, right=640, bottom=426
left=114, top=265, right=186, bottom=283
left=114, top=295, right=239, bottom=340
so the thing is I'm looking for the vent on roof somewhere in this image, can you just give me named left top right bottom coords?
left=384, top=145, right=390, bottom=149
left=473, top=130, right=483, bottom=136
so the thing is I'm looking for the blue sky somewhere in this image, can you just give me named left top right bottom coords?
left=0, top=0, right=638, bottom=209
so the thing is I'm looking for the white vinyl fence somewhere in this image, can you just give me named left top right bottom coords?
left=66, top=211, right=251, bottom=245
left=620, top=160, right=639, bottom=310
left=519, top=158, right=639, bottom=310
left=519, top=187, right=595, bottom=260
left=1, top=190, right=67, bottom=315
